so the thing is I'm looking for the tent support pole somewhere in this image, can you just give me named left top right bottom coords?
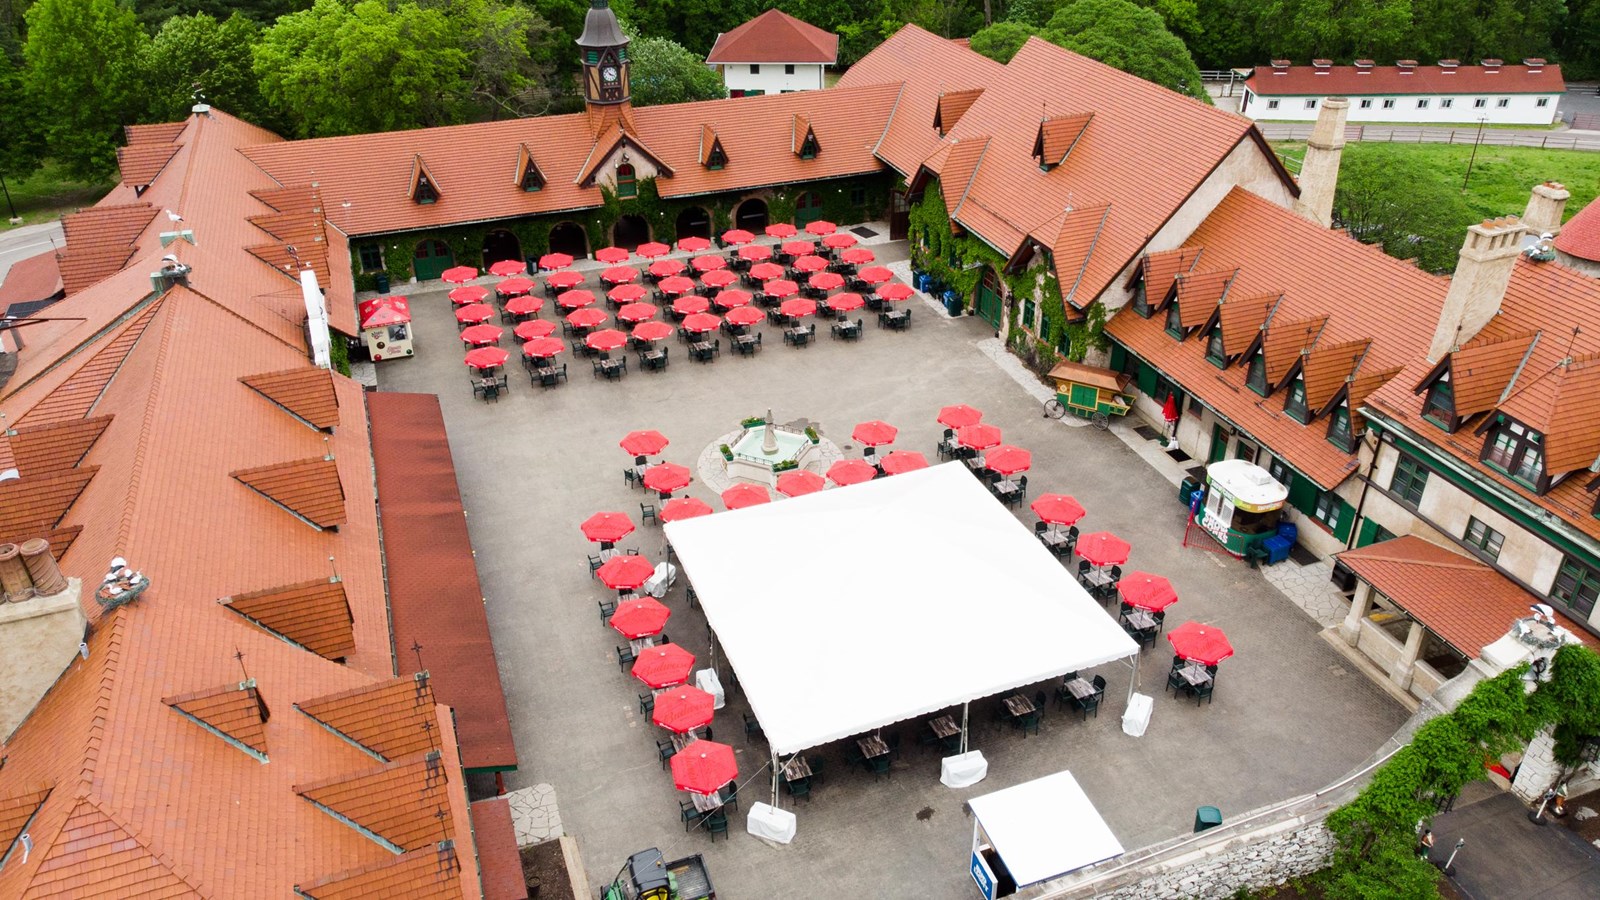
left=1127, top=655, right=1139, bottom=705
left=959, top=700, right=970, bottom=755
left=771, top=751, right=780, bottom=808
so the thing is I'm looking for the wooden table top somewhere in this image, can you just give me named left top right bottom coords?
left=929, top=715, right=960, bottom=739
left=782, top=756, right=812, bottom=782
left=858, top=735, right=890, bottom=758
left=1064, top=678, right=1096, bottom=700
left=1003, top=695, right=1036, bottom=717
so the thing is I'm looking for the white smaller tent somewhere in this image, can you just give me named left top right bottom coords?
left=967, top=770, right=1123, bottom=896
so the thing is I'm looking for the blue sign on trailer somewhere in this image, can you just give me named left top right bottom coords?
left=971, top=848, right=997, bottom=900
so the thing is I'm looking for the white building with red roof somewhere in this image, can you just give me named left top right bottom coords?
left=706, top=9, right=838, bottom=97
left=1240, top=58, right=1564, bottom=125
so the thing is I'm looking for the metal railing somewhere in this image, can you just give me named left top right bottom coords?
left=1260, top=122, right=1600, bottom=152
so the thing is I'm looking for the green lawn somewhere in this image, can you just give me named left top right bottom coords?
left=1, top=161, right=115, bottom=227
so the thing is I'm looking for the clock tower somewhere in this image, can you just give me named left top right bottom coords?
left=577, top=0, right=630, bottom=107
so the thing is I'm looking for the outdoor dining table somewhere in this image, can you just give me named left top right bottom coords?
left=781, top=756, right=813, bottom=783
left=1003, top=694, right=1037, bottom=718
left=881, top=309, right=910, bottom=329
left=858, top=735, right=890, bottom=759
left=994, top=478, right=1019, bottom=495
left=733, top=334, right=759, bottom=354
left=963, top=456, right=987, bottom=471
left=689, top=790, right=724, bottom=814
left=1122, top=609, right=1157, bottom=632
left=640, top=348, right=668, bottom=370
left=1178, top=664, right=1213, bottom=688
left=1083, top=567, right=1117, bottom=589
left=929, top=715, right=960, bottom=739
left=1040, top=530, right=1071, bottom=551
left=1063, top=677, right=1096, bottom=700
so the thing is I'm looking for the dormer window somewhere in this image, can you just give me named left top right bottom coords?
left=520, top=163, right=544, bottom=192
left=706, top=145, right=727, bottom=170
left=1247, top=353, right=1268, bottom=396
left=1131, top=276, right=1151, bottom=317
left=1421, top=374, right=1454, bottom=430
left=799, top=132, right=818, bottom=160
left=1205, top=328, right=1226, bottom=367
left=1482, top=415, right=1544, bottom=489
left=413, top=173, right=438, bottom=205
left=1327, top=403, right=1353, bottom=451
left=1164, top=303, right=1184, bottom=339
left=616, top=163, right=637, bottom=198
left=1284, top=378, right=1309, bottom=423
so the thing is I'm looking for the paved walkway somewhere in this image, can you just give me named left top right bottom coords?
left=1433, top=788, right=1600, bottom=899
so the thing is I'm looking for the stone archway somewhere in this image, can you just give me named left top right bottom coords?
left=481, top=229, right=522, bottom=269
left=735, top=198, right=769, bottom=232
left=547, top=221, right=589, bottom=259
left=675, top=206, right=711, bottom=242
left=612, top=214, right=651, bottom=251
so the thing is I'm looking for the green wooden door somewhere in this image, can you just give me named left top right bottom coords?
left=1209, top=423, right=1229, bottom=464
left=975, top=269, right=1003, bottom=328
left=794, top=191, right=823, bottom=227
left=413, top=239, right=454, bottom=281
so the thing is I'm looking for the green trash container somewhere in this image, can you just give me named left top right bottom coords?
left=375, top=273, right=390, bottom=293
left=1179, top=478, right=1199, bottom=507
left=1194, top=806, right=1222, bottom=832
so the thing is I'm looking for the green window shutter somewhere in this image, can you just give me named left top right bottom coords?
left=1109, top=344, right=1127, bottom=370
left=1356, top=519, right=1380, bottom=547
left=1136, top=362, right=1158, bottom=397
left=1287, top=476, right=1318, bottom=515
left=1331, top=497, right=1355, bottom=541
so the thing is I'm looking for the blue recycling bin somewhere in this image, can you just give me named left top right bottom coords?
left=915, top=272, right=932, bottom=293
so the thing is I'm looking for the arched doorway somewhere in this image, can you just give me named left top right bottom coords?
left=412, top=239, right=453, bottom=281
left=794, top=191, right=823, bottom=228
left=735, top=198, right=769, bottom=232
left=974, top=267, right=1004, bottom=329
left=675, top=206, right=711, bottom=242
left=481, top=229, right=522, bottom=269
left=613, top=214, right=650, bottom=251
left=547, top=221, right=589, bottom=259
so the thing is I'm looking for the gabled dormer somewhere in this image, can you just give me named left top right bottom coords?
left=1164, top=268, right=1234, bottom=340
left=515, top=143, right=545, bottom=192
left=1251, top=315, right=1327, bottom=397
left=1411, top=330, right=1539, bottom=433
left=1326, top=364, right=1403, bottom=452
left=934, top=88, right=983, bottom=136
left=407, top=155, right=440, bottom=205
left=793, top=115, right=819, bottom=159
left=1129, top=247, right=1201, bottom=317
left=1482, top=352, right=1600, bottom=493
left=164, top=680, right=272, bottom=762
left=700, top=125, right=728, bottom=170
left=1032, top=113, right=1092, bottom=171
left=1205, top=293, right=1276, bottom=368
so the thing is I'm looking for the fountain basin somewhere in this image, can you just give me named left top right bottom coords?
left=726, top=426, right=820, bottom=487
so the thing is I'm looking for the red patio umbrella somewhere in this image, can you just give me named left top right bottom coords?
left=522, top=336, right=564, bottom=359
left=455, top=303, right=494, bottom=325
left=724, top=306, right=764, bottom=326
left=986, top=445, right=1032, bottom=475
left=609, top=283, right=648, bottom=304
left=765, top=223, right=798, bottom=238
left=781, top=240, right=815, bottom=257
left=547, top=270, right=585, bottom=290
left=808, top=272, right=844, bottom=292
left=602, top=266, right=639, bottom=285
left=657, top=275, right=696, bottom=296
left=642, top=462, right=692, bottom=494
left=700, top=269, right=737, bottom=289
left=738, top=244, right=773, bottom=262
left=841, top=247, right=875, bottom=265
left=581, top=511, right=636, bottom=543
left=634, top=643, right=697, bottom=689
left=852, top=420, right=898, bottom=447
left=505, top=295, right=544, bottom=317
left=956, top=423, right=1003, bottom=450
left=617, top=302, right=658, bottom=324
left=775, top=469, right=826, bottom=497
left=1118, top=572, right=1178, bottom=613
left=1030, top=493, right=1086, bottom=526
left=659, top=496, right=714, bottom=523
left=557, top=289, right=597, bottom=310
left=649, top=258, right=686, bottom=278
left=827, top=459, right=877, bottom=486
left=880, top=450, right=929, bottom=475
left=713, top=289, right=752, bottom=309
left=610, top=597, right=671, bottom=640
left=938, top=404, right=984, bottom=428
left=652, top=686, right=715, bottom=734
left=1168, top=622, right=1234, bottom=665
left=749, top=262, right=785, bottom=281
left=464, top=346, right=509, bottom=369
left=496, top=276, right=534, bottom=296
left=765, top=279, right=799, bottom=299
left=566, top=307, right=607, bottom=329
left=460, top=324, right=503, bottom=346
left=792, top=254, right=828, bottom=274
left=805, top=220, right=837, bottom=236
left=586, top=328, right=628, bottom=353
left=677, top=236, right=712, bottom=253
left=637, top=241, right=671, bottom=258
left=620, top=430, right=669, bottom=457
left=489, top=259, right=527, bottom=276
left=514, top=319, right=557, bottom=341
left=821, top=232, right=857, bottom=249
left=681, top=312, right=721, bottom=333
left=670, top=740, right=737, bottom=794
left=779, top=297, right=816, bottom=318
left=449, top=285, right=490, bottom=305
left=441, top=265, right=479, bottom=284
left=857, top=266, right=893, bottom=286
left=632, top=320, right=673, bottom=342
left=537, top=252, right=573, bottom=270
left=692, top=254, right=726, bottom=273
left=879, top=283, right=915, bottom=301
left=1076, top=531, right=1131, bottom=567
left=721, top=228, right=756, bottom=245
left=595, top=246, right=631, bottom=264
left=722, top=483, right=771, bottom=510
left=672, top=295, right=710, bottom=316
left=597, top=553, right=656, bottom=591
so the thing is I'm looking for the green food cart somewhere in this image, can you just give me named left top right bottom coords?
left=1043, top=361, right=1135, bottom=428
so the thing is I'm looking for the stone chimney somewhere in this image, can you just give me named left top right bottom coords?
left=1292, top=98, right=1349, bottom=229
left=0, top=540, right=86, bottom=739
left=1427, top=217, right=1528, bottom=362
left=1521, top=182, right=1569, bottom=237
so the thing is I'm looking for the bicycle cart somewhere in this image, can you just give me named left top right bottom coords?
left=1042, top=361, right=1135, bottom=429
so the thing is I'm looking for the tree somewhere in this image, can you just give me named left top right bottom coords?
left=1045, top=0, right=1208, bottom=101
left=893, top=0, right=985, bottom=37
left=134, top=0, right=309, bottom=32
left=454, top=0, right=559, bottom=120
left=627, top=34, right=725, bottom=107
left=0, top=49, right=43, bottom=193
left=969, top=20, right=1038, bottom=62
left=1253, top=0, right=1412, bottom=61
left=140, top=13, right=268, bottom=125
left=23, top=0, right=148, bottom=178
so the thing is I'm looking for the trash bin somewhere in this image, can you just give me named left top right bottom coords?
left=525, top=254, right=541, bottom=274
left=944, top=293, right=963, bottom=317
left=374, top=273, right=390, bottom=293
left=1179, top=478, right=1200, bottom=507
left=1194, top=806, right=1222, bottom=832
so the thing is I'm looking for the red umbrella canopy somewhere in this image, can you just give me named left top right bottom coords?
left=739, top=244, right=773, bottom=262
left=764, top=279, right=799, bottom=299
left=581, top=511, right=636, bottom=543
left=692, top=254, right=727, bottom=273
left=642, top=462, right=692, bottom=493
left=464, top=347, right=509, bottom=369
left=956, top=423, right=1003, bottom=450
left=585, top=328, right=629, bottom=353
left=808, top=272, right=844, bottom=291
left=821, top=232, right=857, bottom=249
left=505, top=295, right=544, bottom=316
left=986, top=445, right=1032, bottom=475
left=677, top=236, right=713, bottom=253
left=1076, top=531, right=1132, bottom=567
left=775, top=469, right=826, bottom=497
left=658, top=275, right=696, bottom=295
left=557, top=289, right=597, bottom=310
left=455, top=303, right=494, bottom=324
left=721, top=228, right=756, bottom=245
left=1030, top=493, right=1086, bottom=526
left=441, top=265, right=479, bottom=284
left=700, top=269, right=737, bottom=289
left=856, top=266, right=893, bottom=286
left=620, top=430, right=670, bottom=457
left=765, top=223, right=798, bottom=238
left=514, top=319, right=557, bottom=341
left=652, top=686, right=715, bottom=733
left=537, top=252, right=573, bottom=270
left=633, top=643, right=697, bottom=689
left=749, top=262, right=784, bottom=281
left=601, top=266, right=639, bottom=284
left=617, top=302, right=659, bottom=324
left=610, top=597, right=671, bottom=640
left=841, top=247, right=876, bottom=265
left=804, top=220, right=837, bottom=236
left=827, top=459, right=877, bottom=486
left=781, top=240, right=815, bottom=257
left=637, top=241, right=671, bottom=258
left=595, top=246, right=631, bottom=264
left=829, top=292, right=865, bottom=312
left=659, top=496, right=714, bottom=523
left=670, top=740, right=737, bottom=794
left=497, top=276, right=534, bottom=296
left=489, top=259, right=527, bottom=276
left=852, top=420, right=898, bottom=446
left=879, top=283, right=915, bottom=301
left=1118, top=572, right=1178, bottom=612
left=632, top=320, right=674, bottom=342
left=1162, top=393, right=1180, bottom=424
left=566, top=307, right=608, bottom=328
left=880, top=450, right=929, bottom=475
left=672, top=295, right=710, bottom=316
left=713, top=289, right=752, bottom=309
left=449, top=285, right=490, bottom=305
left=779, top=298, right=816, bottom=318
left=547, top=270, right=585, bottom=290
left=522, top=337, right=564, bottom=358
left=1168, top=622, right=1234, bottom=665
left=938, top=404, right=984, bottom=429
left=792, top=254, right=827, bottom=273
left=721, top=483, right=772, bottom=510
left=609, top=283, right=648, bottom=304
left=681, top=312, right=722, bottom=333
left=649, top=259, right=687, bottom=278
left=597, top=553, right=656, bottom=591
left=460, top=324, right=503, bottom=346
left=724, top=306, right=764, bottom=326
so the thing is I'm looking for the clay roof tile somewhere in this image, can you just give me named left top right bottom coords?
left=221, top=576, right=356, bottom=661
left=230, top=456, right=347, bottom=529
left=934, top=89, right=984, bottom=134
left=116, top=143, right=181, bottom=192
left=239, top=367, right=340, bottom=430
left=705, top=9, right=839, bottom=64
left=293, top=844, right=464, bottom=900
left=163, top=681, right=272, bottom=758
left=295, top=752, right=455, bottom=853
left=7, top=415, right=112, bottom=476
left=1301, top=338, right=1371, bottom=411
left=55, top=204, right=160, bottom=295
left=1217, top=294, right=1278, bottom=355
left=295, top=675, right=442, bottom=761
left=1421, top=330, right=1540, bottom=417
left=1174, top=269, right=1235, bottom=330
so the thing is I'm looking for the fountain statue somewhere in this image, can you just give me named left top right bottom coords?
left=762, top=407, right=778, bottom=454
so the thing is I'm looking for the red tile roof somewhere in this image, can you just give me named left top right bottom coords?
left=1216, top=294, right=1276, bottom=355
left=0, top=250, right=63, bottom=310
left=126, top=122, right=189, bottom=146
left=26, top=796, right=207, bottom=898
left=1555, top=195, right=1600, bottom=262
left=935, top=89, right=984, bottom=134
left=705, top=9, right=838, bottom=64
left=295, top=844, right=468, bottom=900
left=240, top=367, right=341, bottom=430
left=1174, top=269, right=1235, bottom=329
left=0, top=466, right=98, bottom=536
left=0, top=784, right=51, bottom=856
left=8, top=415, right=111, bottom=476
left=1245, top=62, right=1564, bottom=97
left=116, top=142, right=180, bottom=192
left=222, top=576, right=357, bottom=661
left=55, top=203, right=159, bottom=295
left=163, top=681, right=273, bottom=757
left=296, top=750, right=456, bottom=852
left=469, top=797, right=526, bottom=900
left=296, top=675, right=445, bottom=762
left=1035, top=113, right=1093, bottom=168
left=231, top=456, right=349, bottom=529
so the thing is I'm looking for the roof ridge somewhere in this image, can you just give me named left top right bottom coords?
left=181, top=282, right=306, bottom=353
left=78, top=792, right=211, bottom=896
left=78, top=607, right=130, bottom=792
left=116, top=291, right=179, bottom=558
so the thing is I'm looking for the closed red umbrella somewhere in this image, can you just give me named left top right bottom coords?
left=1076, top=531, right=1131, bottom=567
left=643, top=462, right=692, bottom=493
left=881, top=450, right=929, bottom=475
left=505, top=295, right=543, bottom=317
left=617, top=302, right=658, bottom=324
left=829, top=292, right=865, bottom=312
left=658, top=275, right=696, bottom=296
left=792, top=254, right=828, bottom=274
left=857, top=266, right=893, bottom=286
left=581, top=511, right=636, bottom=543
left=986, top=445, right=1032, bottom=475
left=827, top=459, right=877, bottom=486
left=649, top=258, right=686, bottom=278
left=765, top=279, right=799, bottom=299
left=566, top=307, right=607, bottom=328
left=781, top=240, right=815, bottom=257
left=1162, top=393, right=1180, bottom=425
left=637, top=241, right=671, bottom=258
left=455, top=303, right=494, bottom=324
left=1168, top=622, right=1234, bottom=665
left=620, top=430, right=669, bottom=456
left=879, top=283, right=914, bottom=301
left=672, top=295, right=710, bottom=316
left=1118, top=572, right=1178, bottom=612
left=557, top=289, right=597, bottom=310
left=804, top=220, right=837, bottom=236
left=841, top=247, right=875, bottom=265
left=749, top=262, right=785, bottom=281
left=442, top=265, right=479, bottom=284
left=608, top=283, right=648, bottom=304
left=634, top=643, right=697, bottom=689
left=602, top=266, right=639, bottom=284
left=450, top=285, right=490, bottom=305
left=808, top=272, right=844, bottom=292
left=489, top=259, right=527, bottom=276
left=586, top=328, right=628, bottom=353
left=724, top=306, right=763, bottom=326
left=780, top=298, right=816, bottom=318
left=938, top=404, right=984, bottom=428
left=547, top=270, right=585, bottom=290
left=822, top=232, right=857, bottom=249
left=700, top=269, right=737, bottom=289
left=1030, top=494, right=1086, bottom=526
left=669, top=740, right=737, bottom=794
left=722, top=483, right=771, bottom=509
left=652, top=686, right=715, bottom=733
left=721, top=229, right=755, bottom=245
left=598, top=553, right=656, bottom=591
left=852, top=420, right=897, bottom=447
left=515, top=319, right=556, bottom=341
left=956, top=423, right=1003, bottom=450
left=775, top=469, right=826, bottom=497
left=496, top=276, right=534, bottom=296
left=464, top=347, right=509, bottom=369
left=692, top=254, right=726, bottom=273
left=596, top=246, right=631, bottom=264
left=632, top=320, right=673, bottom=342
left=611, top=597, right=671, bottom=640
left=522, top=336, right=564, bottom=358
left=739, top=244, right=773, bottom=262
left=537, top=253, right=573, bottom=270
left=659, top=496, right=714, bottom=523
left=681, top=312, right=721, bottom=333
left=460, top=324, right=503, bottom=346
left=765, top=223, right=798, bottom=238
left=677, top=236, right=712, bottom=253
left=713, top=289, right=752, bottom=309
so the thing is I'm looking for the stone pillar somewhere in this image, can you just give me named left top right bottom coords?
left=1521, top=182, right=1569, bottom=238
left=1291, top=98, right=1349, bottom=229
left=1389, top=619, right=1427, bottom=692
left=1511, top=731, right=1562, bottom=802
left=1340, top=581, right=1373, bottom=647
left=1426, top=217, right=1527, bottom=362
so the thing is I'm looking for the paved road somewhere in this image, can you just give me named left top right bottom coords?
left=1258, top=122, right=1600, bottom=150
left=0, top=221, right=64, bottom=285
left=1433, top=787, right=1600, bottom=899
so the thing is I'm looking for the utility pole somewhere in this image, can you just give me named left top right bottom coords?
left=1462, top=116, right=1488, bottom=193
left=1, top=173, right=17, bottom=223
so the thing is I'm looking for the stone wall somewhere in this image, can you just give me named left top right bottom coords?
left=1064, top=821, right=1336, bottom=900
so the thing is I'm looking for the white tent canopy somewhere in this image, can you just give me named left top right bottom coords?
left=969, top=770, right=1124, bottom=887
left=666, top=462, right=1138, bottom=756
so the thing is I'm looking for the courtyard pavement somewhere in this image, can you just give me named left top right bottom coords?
left=374, top=241, right=1408, bottom=898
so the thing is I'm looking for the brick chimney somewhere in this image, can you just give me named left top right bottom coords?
left=0, top=540, right=85, bottom=739
left=1427, top=217, right=1528, bottom=362
left=1292, top=97, right=1349, bottom=229
left=1521, top=182, right=1569, bottom=237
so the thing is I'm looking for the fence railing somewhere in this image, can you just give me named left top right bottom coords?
left=1260, top=123, right=1600, bottom=152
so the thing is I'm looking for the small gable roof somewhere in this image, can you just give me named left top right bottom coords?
left=1173, top=269, right=1234, bottom=329
left=163, top=680, right=272, bottom=758
left=706, top=9, right=839, bottom=65
left=1216, top=294, right=1277, bottom=354
left=231, top=455, right=347, bottom=529
left=1033, top=113, right=1093, bottom=168
left=296, top=675, right=443, bottom=762
left=55, top=203, right=160, bottom=295
left=222, top=576, right=356, bottom=660
left=935, top=89, right=984, bottom=134
left=240, top=367, right=341, bottom=431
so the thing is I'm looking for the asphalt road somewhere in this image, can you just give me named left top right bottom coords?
left=0, top=222, right=64, bottom=285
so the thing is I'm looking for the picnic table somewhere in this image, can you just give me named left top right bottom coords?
left=1063, top=677, right=1096, bottom=700
left=1178, top=664, right=1213, bottom=688
left=689, top=790, right=724, bottom=813
left=929, top=715, right=960, bottom=739
left=858, top=735, right=890, bottom=759
left=782, top=756, right=813, bottom=783
left=1003, top=694, right=1036, bottom=717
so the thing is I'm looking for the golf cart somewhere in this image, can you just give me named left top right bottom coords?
left=602, top=848, right=715, bottom=900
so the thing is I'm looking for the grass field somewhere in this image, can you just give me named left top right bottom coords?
left=1, top=161, right=115, bottom=227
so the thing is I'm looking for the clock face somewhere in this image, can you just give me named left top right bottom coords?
left=602, top=66, right=618, bottom=84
